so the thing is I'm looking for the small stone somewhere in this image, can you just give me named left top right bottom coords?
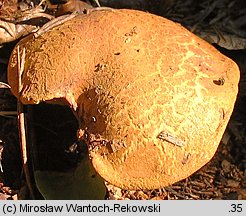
left=12, top=194, right=18, bottom=200
left=221, top=160, right=231, bottom=173
left=227, top=179, right=240, bottom=188
left=0, top=193, right=11, bottom=200
left=105, top=183, right=123, bottom=200
left=135, top=191, right=149, bottom=200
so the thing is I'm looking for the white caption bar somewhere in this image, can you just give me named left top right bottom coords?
left=0, top=200, right=245, bottom=216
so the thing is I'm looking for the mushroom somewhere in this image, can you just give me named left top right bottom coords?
left=8, top=9, right=239, bottom=190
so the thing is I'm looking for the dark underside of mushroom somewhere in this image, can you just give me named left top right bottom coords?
left=28, top=103, right=81, bottom=171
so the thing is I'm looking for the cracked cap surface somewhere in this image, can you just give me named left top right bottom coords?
left=8, top=9, right=239, bottom=189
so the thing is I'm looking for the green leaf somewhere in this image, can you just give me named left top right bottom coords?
left=34, top=154, right=106, bottom=200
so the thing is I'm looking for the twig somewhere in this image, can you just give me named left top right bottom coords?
left=34, top=6, right=113, bottom=38
left=0, top=111, right=18, bottom=117
left=94, top=0, right=101, bottom=7
left=165, top=187, right=187, bottom=199
left=0, top=144, right=3, bottom=172
left=34, top=12, right=78, bottom=38
left=157, top=131, right=185, bottom=147
left=17, top=46, right=35, bottom=199
left=0, top=82, right=11, bottom=88
left=15, top=12, right=54, bottom=24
